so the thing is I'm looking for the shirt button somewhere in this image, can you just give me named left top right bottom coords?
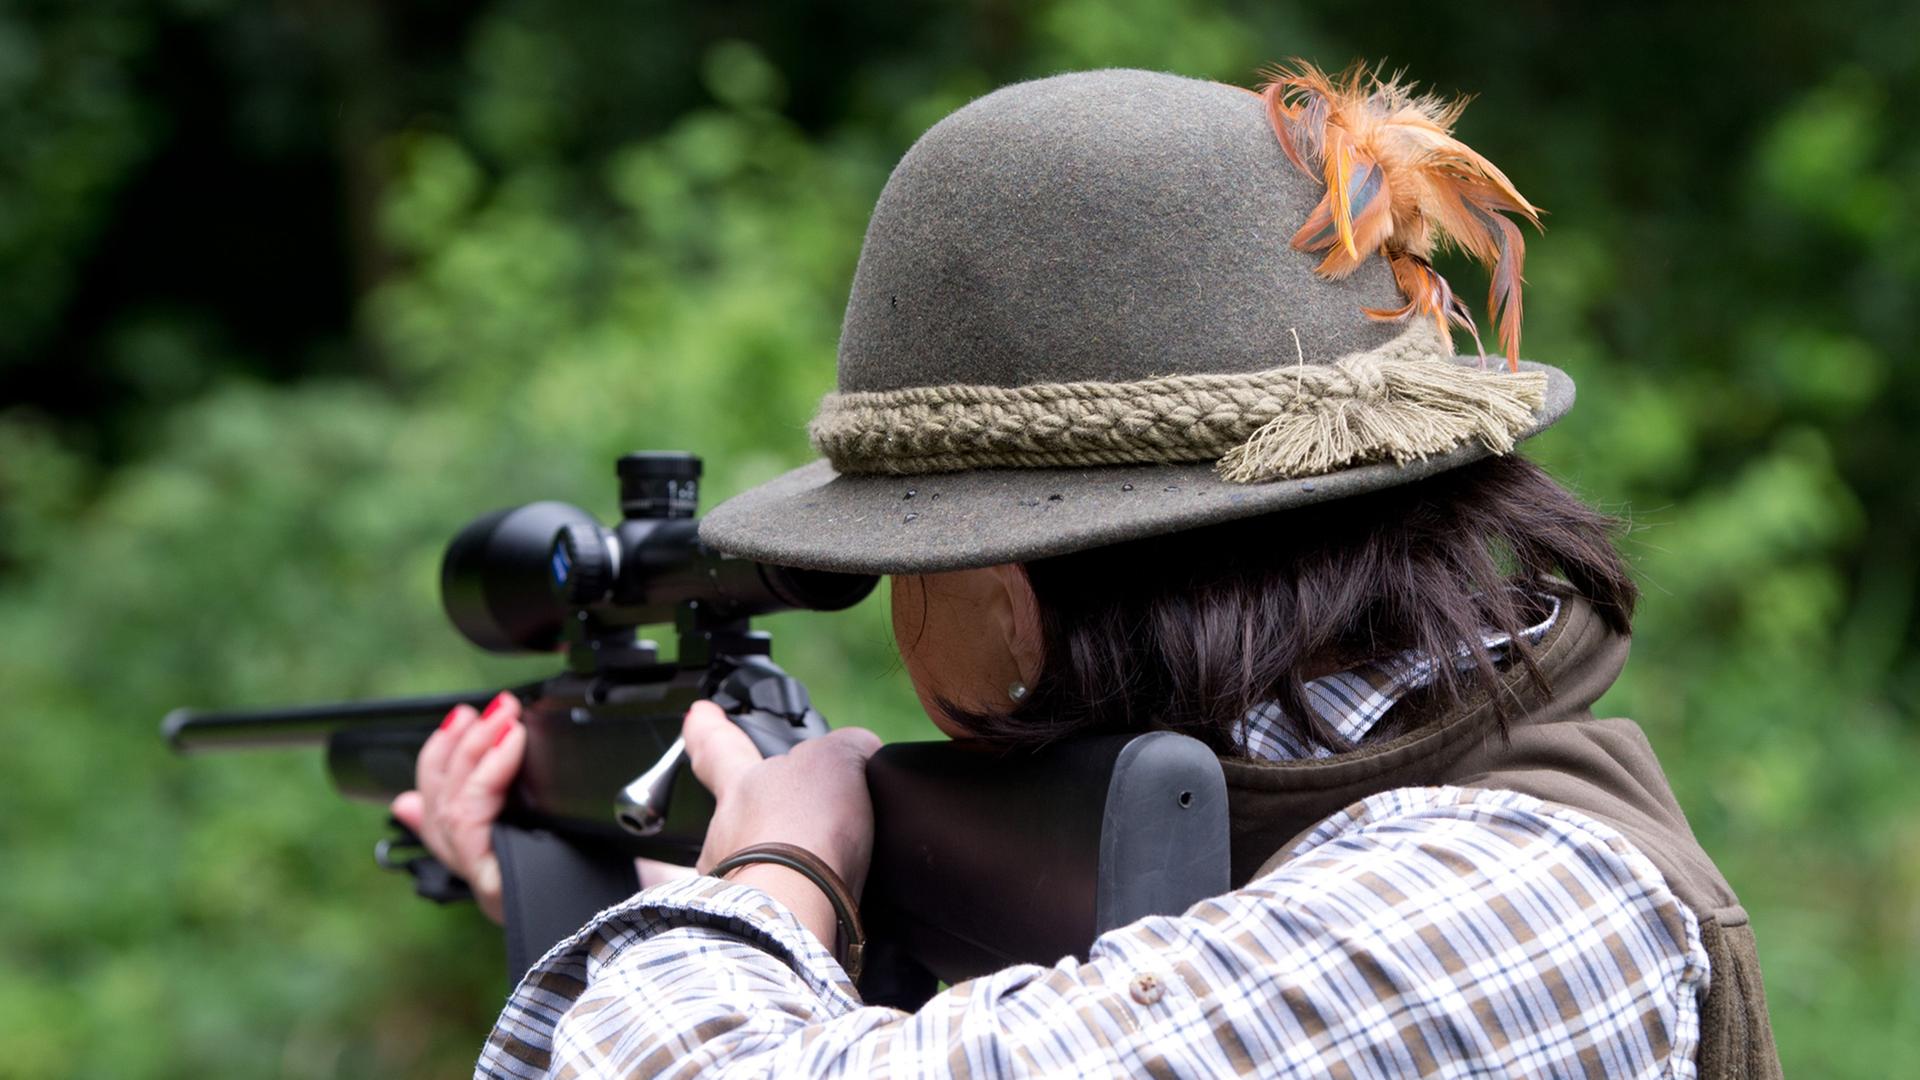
left=1129, top=972, right=1164, bottom=1005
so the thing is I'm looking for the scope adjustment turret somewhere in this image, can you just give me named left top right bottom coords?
left=618, top=452, right=701, bottom=520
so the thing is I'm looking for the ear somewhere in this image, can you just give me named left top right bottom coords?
left=985, top=563, right=1044, bottom=687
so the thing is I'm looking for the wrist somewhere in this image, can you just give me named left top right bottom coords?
left=724, top=863, right=839, bottom=954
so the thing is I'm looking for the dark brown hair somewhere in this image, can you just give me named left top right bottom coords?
left=946, top=455, right=1636, bottom=756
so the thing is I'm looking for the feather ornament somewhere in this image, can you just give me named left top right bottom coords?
left=1259, top=61, right=1543, bottom=370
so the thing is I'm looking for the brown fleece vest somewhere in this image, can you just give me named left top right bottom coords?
left=1221, top=587, right=1782, bottom=1080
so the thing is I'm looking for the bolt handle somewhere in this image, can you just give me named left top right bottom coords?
left=614, top=655, right=831, bottom=837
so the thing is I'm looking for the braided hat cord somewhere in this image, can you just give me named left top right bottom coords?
left=810, top=323, right=1547, bottom=483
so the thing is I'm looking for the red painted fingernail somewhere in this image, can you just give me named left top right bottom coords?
left=480, top=693, right=508, bottom=721
left=438, top=707, right=461, bottom=731
left=490, top=719, right=514, bottom=748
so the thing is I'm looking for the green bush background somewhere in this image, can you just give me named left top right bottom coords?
left=2, top=1, right=1915, bottom=1075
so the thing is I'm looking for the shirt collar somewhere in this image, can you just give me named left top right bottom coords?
left=1237, top=592, right=1562, bottom=762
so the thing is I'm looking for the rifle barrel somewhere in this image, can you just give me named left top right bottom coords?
left=163, top=691, right=500, bottom=752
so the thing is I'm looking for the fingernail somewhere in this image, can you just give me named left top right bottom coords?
left=491, top=719, right=514, bottom=748
left=438, top=707, right=462, bottom=731
left=481, top=692, right=508, bottom=721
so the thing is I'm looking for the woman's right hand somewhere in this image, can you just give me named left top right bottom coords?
left=389, top=692, right=526, bottom=924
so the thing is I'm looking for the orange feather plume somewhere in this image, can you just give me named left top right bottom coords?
left=1259, top=60, right=1543, bottom=370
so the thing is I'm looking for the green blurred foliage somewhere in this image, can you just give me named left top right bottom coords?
left=2, top=1, right=1916, bottom=1075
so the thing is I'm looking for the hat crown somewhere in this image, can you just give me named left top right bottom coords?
left=836, top=69, right=1409, bottom=394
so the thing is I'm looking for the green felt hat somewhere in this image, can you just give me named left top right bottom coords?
left=700, top=67, right=1572, bottom=574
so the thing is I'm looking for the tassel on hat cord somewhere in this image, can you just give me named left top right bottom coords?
left=1214, top=354, right=1545, bottom=483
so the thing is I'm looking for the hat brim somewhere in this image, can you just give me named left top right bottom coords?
left=700, top=358, right=1574, bottom=574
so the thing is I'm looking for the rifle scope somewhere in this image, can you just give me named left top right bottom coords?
left=440, top=452, right=876, bottom=653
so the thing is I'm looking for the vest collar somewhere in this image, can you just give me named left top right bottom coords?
left=1219, top=583, right=1628, bottom=884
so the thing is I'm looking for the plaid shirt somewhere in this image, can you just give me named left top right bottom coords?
left=479, top=597, right=1710, bottom=1078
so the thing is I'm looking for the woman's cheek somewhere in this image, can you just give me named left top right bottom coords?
left=890, top=572, right=1003, bottom=734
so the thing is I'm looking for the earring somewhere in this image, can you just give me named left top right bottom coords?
left=1008, top=681, right=1028, bottom=702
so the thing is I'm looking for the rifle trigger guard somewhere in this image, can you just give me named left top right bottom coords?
left=377, top=817, right=475, bottom=905
left=373, top=834, right=411, bottom=872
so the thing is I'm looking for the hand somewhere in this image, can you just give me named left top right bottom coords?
left=390, top=692, right=526, bottom=924
left=682, top=700, right=882, bottom=954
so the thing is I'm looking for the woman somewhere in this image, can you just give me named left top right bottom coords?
left=394, top=65, right=1780, bottom=1077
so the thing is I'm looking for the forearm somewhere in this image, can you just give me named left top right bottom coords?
left=487, top=875, right=1206, bottom=1078
left=477, top=876, right=867, bottom=1080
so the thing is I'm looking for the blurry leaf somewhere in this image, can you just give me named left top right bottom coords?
left=702, top=39, right=788, bottom=112
left=380, top=133, right=486, bottom=256
left=464, top=17, right=574, bottom=160
left=1745, top=322, right=1889, bottom=417
left=1753, top=71, right=1895, bottom=238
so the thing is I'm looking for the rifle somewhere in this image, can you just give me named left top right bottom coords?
left=163, top=452, right=1231, bottom=1007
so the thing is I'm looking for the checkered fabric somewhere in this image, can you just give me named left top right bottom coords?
left=1237, top=593, right=1561, bottom=760
left=477, top=595, right=1709, bottom=1078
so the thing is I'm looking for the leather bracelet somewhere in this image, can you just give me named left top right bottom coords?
left=713, top=842, right=866, bottom=982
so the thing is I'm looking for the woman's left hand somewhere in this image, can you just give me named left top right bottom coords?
left=682, top=700, right=883, bottom=953
left=389, top=692, right=525, bottom=924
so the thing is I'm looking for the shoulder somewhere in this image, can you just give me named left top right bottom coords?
left=1263, top=785, right=1710, bottom=970
left=1162, top=785, right=1711, bottom=1077
left=1275, top=785, right=1708, bottom=933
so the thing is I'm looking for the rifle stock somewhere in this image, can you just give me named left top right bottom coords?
left=861, top=733, right=1230, bottom=997
left=479, top=733, right=1232, bottom=1006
